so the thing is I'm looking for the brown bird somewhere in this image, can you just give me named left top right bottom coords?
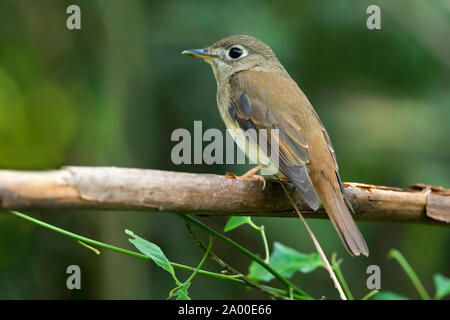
left=183, top=35, right=368, bottom=256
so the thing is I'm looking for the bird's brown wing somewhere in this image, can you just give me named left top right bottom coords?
left=310, top=108, right=354, bottom=212
left=228, top=71, right=321, bottom=210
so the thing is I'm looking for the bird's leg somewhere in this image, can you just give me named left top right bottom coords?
left=243, top=164, right=266, bottom=189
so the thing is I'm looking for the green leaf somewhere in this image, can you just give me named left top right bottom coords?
left=433, top=274, right=450, bottom=300
left=125, top=229, right=177, bottom=281
left=248, top=242, right=323, bottom=282
left=372, top=291, right=409, bottom=300
left=171, top=282, right=191, bottom=300
left=224, top=216, right=252, bottom=232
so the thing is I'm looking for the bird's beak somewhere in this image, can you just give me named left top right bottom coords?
left=182, top=48, right=215, bottom=61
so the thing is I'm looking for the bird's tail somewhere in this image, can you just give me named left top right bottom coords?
left=316, top=179, right=369, bottom=257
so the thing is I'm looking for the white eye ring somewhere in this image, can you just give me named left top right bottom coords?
left=227, top=45, right=247, bottom=60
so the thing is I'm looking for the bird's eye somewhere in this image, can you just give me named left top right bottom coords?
left=228, top=47, right=243, bottom=59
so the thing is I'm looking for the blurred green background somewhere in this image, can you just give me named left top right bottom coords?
left=0, top=0, right=449, bottom=299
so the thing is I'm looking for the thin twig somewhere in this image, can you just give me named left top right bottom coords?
left=278, top=180, right=347, bottom=300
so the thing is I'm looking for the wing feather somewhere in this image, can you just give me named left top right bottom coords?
left=229, top=72, right=321, bottom=210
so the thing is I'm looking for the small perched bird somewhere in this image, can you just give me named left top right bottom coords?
left=183, top=35, right=368, bottom=256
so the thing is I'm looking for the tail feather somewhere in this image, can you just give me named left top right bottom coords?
left=331, top=193, right=369, bottom=256
left=317, top=180, right=369, bottom=257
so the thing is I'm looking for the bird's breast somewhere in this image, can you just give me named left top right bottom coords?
left=216, top=81, right=278, bottom=174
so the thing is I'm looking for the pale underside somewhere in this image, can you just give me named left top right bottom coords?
left=226, top=124, right=280, bottom=176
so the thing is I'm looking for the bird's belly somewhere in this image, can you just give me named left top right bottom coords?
left=225, top=119, right=279, bottom=175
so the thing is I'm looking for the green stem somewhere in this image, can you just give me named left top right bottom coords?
left=78, top=240, right=100, bottom=255
left=185, top=236, right=214, bottom=284
left=361, top=289, right=379, bottom=300
left=248, top=220, right=270, bottom=263
left=331, top=253, right=354, bottom=300
left=9, top=210, right=308, bottom=299
left=388, top=249, right=431, bottom=300
left=178, top=214, right=311, bottom=299
left=259, top=226, right=270, bottom=264
left=10, top=210, right=145, bottom=258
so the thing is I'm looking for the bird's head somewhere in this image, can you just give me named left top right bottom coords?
left=182, top=35, right=286, bottom=84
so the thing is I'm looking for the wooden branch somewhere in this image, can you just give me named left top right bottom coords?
left=0, top=166, right=448, bottom=225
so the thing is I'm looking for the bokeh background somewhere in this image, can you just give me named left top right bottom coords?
left=0, top=0, right=449, bottom=299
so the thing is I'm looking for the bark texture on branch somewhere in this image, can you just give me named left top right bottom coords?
left=0, top=166, right=448, bottom=225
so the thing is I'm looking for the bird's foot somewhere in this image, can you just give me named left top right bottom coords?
left=241, top=164, right=264, bottom=178
left=225, top=165, right=266, bottom=190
